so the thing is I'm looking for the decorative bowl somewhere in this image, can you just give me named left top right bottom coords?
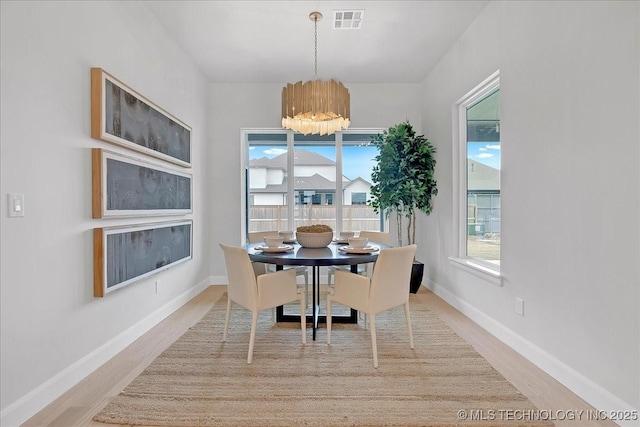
left=296, top=231, right=333, bottom=248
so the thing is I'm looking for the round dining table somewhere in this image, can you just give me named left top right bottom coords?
left=246, top=240, right=389, bottom=340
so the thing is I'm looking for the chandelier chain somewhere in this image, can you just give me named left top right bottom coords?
left=314, top=15, right=318, bottom=79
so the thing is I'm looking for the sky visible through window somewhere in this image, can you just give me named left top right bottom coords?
left=249, top=145, right=379, bottom=183
left=467, top=141, right=501, bottom=170
left=250, top=142, right=500, bottom=179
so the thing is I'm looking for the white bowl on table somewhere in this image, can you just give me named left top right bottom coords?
left=348, top=237, right=369, bottom=249
left=339, top=231, right=355, bottom=240
left=278, top=231, right=295, bottom=241
left=264, top=236, right=284, bottom=248
left=296, top=232, right=333, bottom=248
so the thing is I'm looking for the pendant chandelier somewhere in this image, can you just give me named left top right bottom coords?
left=282, top=11, right=350, bottom=136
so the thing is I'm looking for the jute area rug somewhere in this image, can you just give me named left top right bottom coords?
left=94, top=293, right=552, bottom=426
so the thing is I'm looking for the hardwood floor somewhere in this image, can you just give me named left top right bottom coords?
left=23, top=285, right=616, bottom=427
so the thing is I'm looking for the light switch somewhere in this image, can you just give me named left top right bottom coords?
left=7, top=193, right=24, bottom=217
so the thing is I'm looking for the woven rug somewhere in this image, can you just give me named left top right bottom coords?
left=94, top=293, right=552, bottom=426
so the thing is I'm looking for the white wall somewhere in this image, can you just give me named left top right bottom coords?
left=0, top=2, right=211, bottom=425
left=419, top=0, right=639, bottom=419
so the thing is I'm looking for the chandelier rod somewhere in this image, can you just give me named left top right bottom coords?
left=313, top=13, right=319, bottom=79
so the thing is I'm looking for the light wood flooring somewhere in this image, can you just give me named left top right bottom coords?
left=23, top=285, right=616, bottom=427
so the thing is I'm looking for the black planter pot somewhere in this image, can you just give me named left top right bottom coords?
left=410, top=261, right=424, bottom=294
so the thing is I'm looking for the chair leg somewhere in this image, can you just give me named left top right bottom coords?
left=223, top=298, right=232, bottom=342
left=326, top=296, right=332, bottom=344
left=300, top=297, right=307, bottom=344
left=360, top=312, right=369, bottom=329
left=370, top=314, right=378, bottom=368
left=404, top=302, right=414, bottom=349
left=247, top=310, right=258, bottom=364
left=304, top=271, right=309, bottom=308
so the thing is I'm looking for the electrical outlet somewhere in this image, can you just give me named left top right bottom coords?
left=515, top=297, right=524, bottom=316
left=155, top=280, right=161, bottom=294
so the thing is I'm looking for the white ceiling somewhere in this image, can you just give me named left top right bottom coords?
left=145, top=1, right=489, bottom=84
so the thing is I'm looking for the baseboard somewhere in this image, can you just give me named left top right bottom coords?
left=426, top=280, right=638, bottom=427
left=0, top=277, right=213, bottom=427
left=209, top=275, right=228, bottom=285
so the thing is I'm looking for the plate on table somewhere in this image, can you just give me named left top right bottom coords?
left=338, top=246, right=379, bottom=254
left=332, top=238, right=350, bottom=244
left=254, top=244, right=294, bottom=253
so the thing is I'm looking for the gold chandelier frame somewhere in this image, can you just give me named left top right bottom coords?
left=282, top=11, right=350, bottom=136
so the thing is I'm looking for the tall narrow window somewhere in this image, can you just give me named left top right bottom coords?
left=467, top=89, right=500, bottom=263
left=453, top=72, right=501, bottom=278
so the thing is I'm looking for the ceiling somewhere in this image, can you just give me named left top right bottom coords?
left=144, top=1, right=489, bottom=84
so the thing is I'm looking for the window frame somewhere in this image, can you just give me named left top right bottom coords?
left=450, top=71, right=503, bottom=285
left=241, top=128, right=386, bottom=243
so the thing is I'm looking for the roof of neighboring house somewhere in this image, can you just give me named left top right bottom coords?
left=344, top=176, right=372, bottom=188
left=249, top=149, right=336, bottom=169
left=251, top=173, right=351, bottom=193
left=468, top=160, right=500, bottom=191
left=295, top=174, right=348, bottom=190
left=250, top=156, right=277, bottom=168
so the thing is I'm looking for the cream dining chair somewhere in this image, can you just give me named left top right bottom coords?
left=327, top=231, right=391, bottom=285
left=248, top=231, right=309, bottom=304
left=219, top=243, right=306, bottom=363
left=326, top=244, right=417, bottom=368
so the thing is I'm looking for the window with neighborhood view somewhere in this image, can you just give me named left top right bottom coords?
left=243, top=130, right=386, bottom=238
left=454, top=72, right=501, bottom=274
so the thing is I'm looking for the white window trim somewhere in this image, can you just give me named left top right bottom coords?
left=450, top=70, right=502, bottom=285
left=240, top=128, right=385, bottom=243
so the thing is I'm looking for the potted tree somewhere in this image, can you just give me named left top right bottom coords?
left=369, top=121, right=437, bottom=293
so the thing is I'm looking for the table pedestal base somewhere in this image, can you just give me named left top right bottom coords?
left=276, top=265, right=358, bottom=340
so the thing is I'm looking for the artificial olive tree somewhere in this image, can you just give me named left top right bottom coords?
left=369, top=121, right=437, bottom=246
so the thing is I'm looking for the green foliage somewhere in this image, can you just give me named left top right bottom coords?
left=369, top=121, right=438, bottom=245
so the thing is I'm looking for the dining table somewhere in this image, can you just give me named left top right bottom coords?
left=246, top=239, right=389, bottom=340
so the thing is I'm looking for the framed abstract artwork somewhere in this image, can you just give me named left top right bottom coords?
left=93, top=220, right=193, bottom=297
left=91, top=68, right=192, bottom=167
left=92, top=148, right=192, bottom=218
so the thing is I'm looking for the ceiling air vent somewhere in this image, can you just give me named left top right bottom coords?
left=333, top=10, right=364, bottom=29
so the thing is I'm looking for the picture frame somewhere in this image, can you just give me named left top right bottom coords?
left=93, top=220, right=193, bottom=297
left=91, top=68, right=192, bottom=168
left=92, top=148, right=192, bottom=218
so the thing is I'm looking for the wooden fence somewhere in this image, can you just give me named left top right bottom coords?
left=249, top=205, right=384, bottom=232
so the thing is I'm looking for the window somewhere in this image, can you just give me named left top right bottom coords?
left=242, top=130, right=387, bottom=239
left=351, top=192, right=366, bottom=205
left=451, top=71, right=501, bottom=281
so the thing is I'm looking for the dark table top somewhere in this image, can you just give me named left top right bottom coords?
left=245, top=241, right=390, bottom=267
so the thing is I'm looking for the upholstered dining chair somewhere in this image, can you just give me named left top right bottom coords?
left=357, top=231, right=391, bottom=246
left=326, top=244, right=417, bottom=368
left=219, top=243, right=306, bottom=363
left=248, top=231, right=309, bottom=303
left=327, top=231, right=391, bottom=285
